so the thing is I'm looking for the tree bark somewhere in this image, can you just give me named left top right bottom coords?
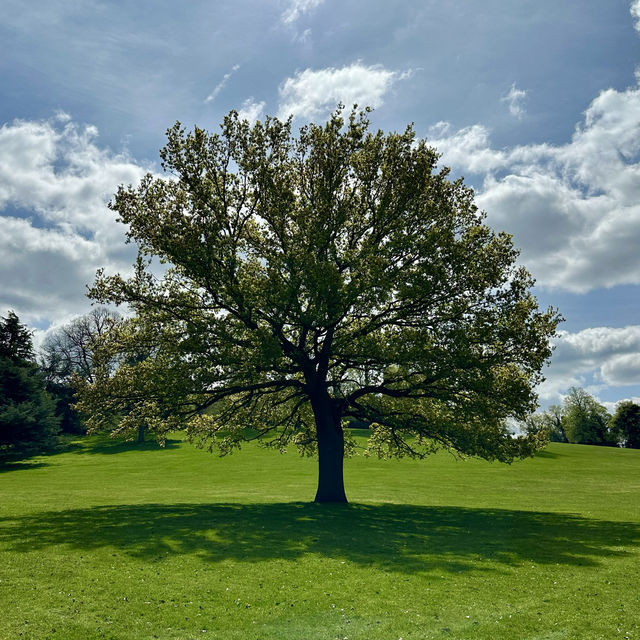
left=310, top=391, right=347, bottom=503
left=137, top=424, right=145, bottom=444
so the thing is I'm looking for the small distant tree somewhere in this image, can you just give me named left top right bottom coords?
left=610, top=401, right=640, bottom=449
left=42, top=307, right=121, bottom=384
left=75, top=314, right=153, bottom=444
left=0, top=312, right=60, bottom=456
left=521, top=413, right=546, bottom=436
left=541, top=404, right=568, bottom=443
left=521, top=403, right=567, bottom=443
left=41, top=308, right=120, bottom=435
left=77, top=108, right=561, bottom=502
left=562, top=387, right=613, bottom=446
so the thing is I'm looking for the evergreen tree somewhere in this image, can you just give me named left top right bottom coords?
left=0, top=311, right=34, bottom=362
left=0, top=312, right=60, bottom=456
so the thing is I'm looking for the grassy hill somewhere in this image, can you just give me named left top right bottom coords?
left=1, top=434, right=639, bottom=639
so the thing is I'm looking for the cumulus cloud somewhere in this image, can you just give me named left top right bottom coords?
left=632, top=0, right=640, bottom=32
left=601, top=354, right=640, bottom=386
left=538, top=326, right=640, bottom=404
left=0, top=116, right=148, bottom=325
left=281, top=0, right=324, bottom=25
left=501, top=83, right=528, bottom=118
left=277, top=63, right=411, bottom=120
left=0, top=218, right=100, bottom=315
left=602, top=396, right=640, bottom=414
left=429, top=78, right=640, bottom=292
left=205, top=64, right=240, bottom=103
left=237, top=97, right=266, bottom=124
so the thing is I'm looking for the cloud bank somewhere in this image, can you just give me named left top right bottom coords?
left=538, top=325, right=640, bottom=404
left=429, top=78, right=640, bottom=293
left=0, top=116, right=147, bottom=325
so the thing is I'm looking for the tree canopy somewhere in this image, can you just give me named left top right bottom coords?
left=78, top=108, right=561, bottom=502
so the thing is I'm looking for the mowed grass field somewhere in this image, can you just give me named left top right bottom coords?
left=1, top=433, right=639, bottom=640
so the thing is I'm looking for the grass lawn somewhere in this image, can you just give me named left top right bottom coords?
left=1, top=433, right=639, bottom=640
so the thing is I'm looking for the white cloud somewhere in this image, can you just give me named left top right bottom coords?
left=237, top=98, right=266, bottom=124
left=602, top=396, right=640, bottom=414
left=281, top=0, right=324, bottom=25
left=631, top=0, right=640, bottom=32
left=556, top=326, right=640, bottom=363
left=277, top=63, right=411, bottom=120
left=501, top=83, right=527, bottom=118
left=205, top=65, right=240, bottom=103
left=600, top=354, right=640, bottom=386
left=0, top=117, right=146, bottom=234
left=0, top=217, right=102, bottom=316
left=429, top=78, right=640, bottom=293
left=538, top=326, right=640, bottom=404
left=0, top=116, right=147, bottom=325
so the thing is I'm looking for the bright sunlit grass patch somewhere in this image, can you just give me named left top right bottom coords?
left=1, top=433, right=639, bottom=639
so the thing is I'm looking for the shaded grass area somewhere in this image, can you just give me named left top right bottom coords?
left=67, top=437, right=181, bottom=456
left=0, top=460, right=49, bottom=473
left=1, top=435, right=639, bottom=639
left=2, top=501, right=637, bottom=573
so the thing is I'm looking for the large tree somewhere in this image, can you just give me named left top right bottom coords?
left=78, top=108, right=560, bottom=502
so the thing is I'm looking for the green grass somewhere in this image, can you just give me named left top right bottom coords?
left=1, top=434, right=639, bottom=640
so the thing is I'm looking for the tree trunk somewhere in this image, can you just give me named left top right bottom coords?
left=137, top=424, right=145, bottom=444
left=310, top=391, right=347, bottom=503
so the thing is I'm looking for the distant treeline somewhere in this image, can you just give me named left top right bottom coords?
left=523, top=387, right=640, bottom=448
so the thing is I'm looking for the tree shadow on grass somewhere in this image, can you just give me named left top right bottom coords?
left=534, top=448, right=563, bottom=459
left=0, top=460, right=49, bottom=473
left=1, top=502, right=637, bottom=574
left=0, top=437, right=181, bottom=469
left=69, top=437, right=181, bottom=456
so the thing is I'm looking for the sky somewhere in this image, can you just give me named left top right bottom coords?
left=1, top=0, right=640, bottom=412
